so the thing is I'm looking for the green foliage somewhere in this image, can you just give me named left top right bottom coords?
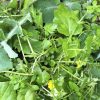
left=34, top=0, right=57, bottom=23
left=0, top=0, right=100, bottom=99
left=0, top=47, right=13, bottom=71
left=54, top=4, right=82, bottom=36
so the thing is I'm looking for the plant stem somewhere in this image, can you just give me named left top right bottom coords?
left=26, top=38, right=36, bottom=55
left=0, top=15, right=22, bottom=18
left=61, top=66, right=81, bottom=81
left=0, top=71, right=33, bottom=76
left=17, top=35, right=27, bottom=64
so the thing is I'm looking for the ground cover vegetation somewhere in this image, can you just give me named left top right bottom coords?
left=0, top=0, right=100, bottom=100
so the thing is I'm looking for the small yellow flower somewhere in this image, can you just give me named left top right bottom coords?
left=48, top=80, right=55, bottom=90
left=76, top=60, right=82, bottom=69
left=76, top=60, right=86, bottom=69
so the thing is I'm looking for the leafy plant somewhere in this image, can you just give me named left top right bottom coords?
left=0, top=0, right=100, bottom=100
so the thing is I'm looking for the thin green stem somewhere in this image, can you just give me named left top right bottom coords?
left=63, top=91, right=74, bottom=99
left=32, top=50, right=48, bottom=72
left=0, top=71, right=33, bottom=76
left=78, top=12, right=88, bottom=23
left=42, top=86, right=51, bottom=96
left=53, top=53, right=64, bottom=74
left=0, top=15, right=22, bottom=18
left=57, top=60, right=75, bottom=63
left=26, top=37, right=36, bottom=55
left=17, top=35, right=27, bottom=64
left=61, top=66, right=81, bottom=80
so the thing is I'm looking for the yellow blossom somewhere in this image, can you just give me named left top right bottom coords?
left=76, top=60, right=82, bottom=69
left=76, top=60, right=86, bottom=69
left=48, top=80, right=55, bottom=90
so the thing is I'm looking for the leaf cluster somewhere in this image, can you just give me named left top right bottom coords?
left=0, top=0, right=100, bottom=100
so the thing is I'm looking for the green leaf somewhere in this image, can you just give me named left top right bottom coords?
left=23, top=0, right=36, bottom=10
left=23, top=27, right=40, bottom=40
left=7, top=91, right=17, bottom=100
left=85, top=35, right=93, bottom=55
left=95, top=27, right=100, bottom=47
left=17, top=90, right=25, bottom=100
left=31, top=40, right=43, bottom=53
left=55, top=76, right=64, bottom=90
left=14, top=39, right=31, bottom=54
left=44, top=23, right=57, bottom=36
left=42, top=70, right=50, bottom=84
left=17, top=93, right=25, bottom=100
left=14, top=83, right=20, bottom=90
left=90, top=66, right=100, bottom=78
left=54, top=0, right=60, bottom=4
left=8, top=0, right=17, bottom=8
left=69, top=81, right=81, bottom=96
left=0, top=29, right=5, bottom=41
left=34, top=0, right=57, bottom=23
left=0, top=82, right=9, bottom=97
left=33, top=66, right=42, bottom=76
left=0, top=18, right=17, bottom=28
left=5, top=13, right=32, bottom=41
left=62, top=38, right=80, bottom=58
left=0, top=47, right=13, bottom=71
left=54, top=4, right=82, bottom=36
left=30, top=7, right=43, bottom=28
left=25, top=89, right=36, bottom=100
left=42, top=39, right=52, bottom=50
left=32, top=85, right=39, bottom=91
left=37, top=70, right=50, bottom=84
left=0, top=18, right=17, bottom=36
left=64, top=1, right=81, bottom=10
left=1, top=41, right=18, bottom=58
left=0, top=83, right=17, bottom=100
left=0, top=75, right=10, bottom=82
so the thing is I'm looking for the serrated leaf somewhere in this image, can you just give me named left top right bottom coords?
left=54, top=4, right=82, bottom=36
left=62, top=38, right=80, bottom=58
left=30, top=7, right=43, bottom=28
left=44, top=23, right=57, bottom=36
